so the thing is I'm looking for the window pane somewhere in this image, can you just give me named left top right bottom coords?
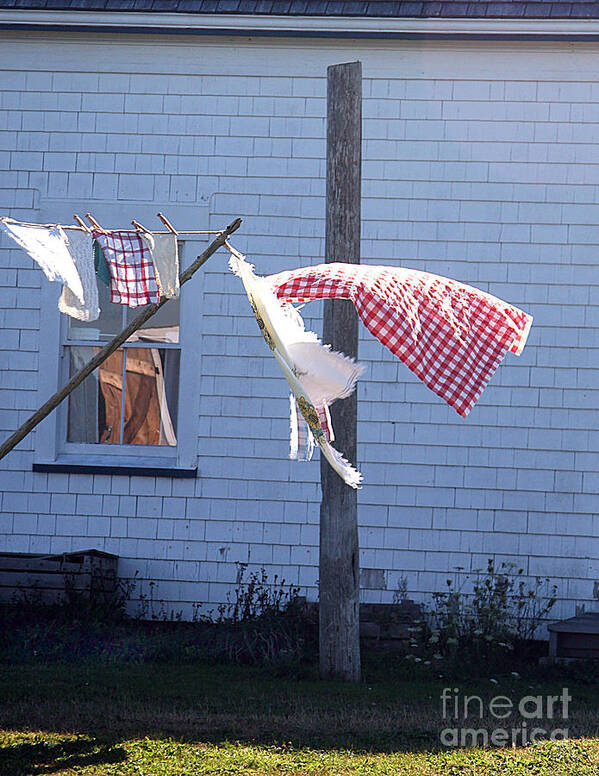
left=122, top=347, right=180, bottom=446
left=67, top=346, right=103, bottom=443
left=126, top=297, right=180, bottom=344
left=67, top=347, right=124, bottom=444
left=68, top=282, right=124, bottom=342
left=67, top=346, right=180, bottom=446
left=67, top=287, right=180, bottom=344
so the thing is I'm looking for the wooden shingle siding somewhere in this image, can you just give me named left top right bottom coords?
left=0, top=34, right=598, bottom=627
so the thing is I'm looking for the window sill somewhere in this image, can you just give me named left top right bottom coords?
left=33, top=455, right=197, bottom=478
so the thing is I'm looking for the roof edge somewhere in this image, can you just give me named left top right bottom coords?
left=3, top=10, right=599, bottom=38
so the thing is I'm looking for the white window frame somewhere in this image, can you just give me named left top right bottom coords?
left=34, top=228, right=206, bottom=476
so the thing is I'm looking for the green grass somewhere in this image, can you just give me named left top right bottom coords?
left=1, top=660, right=599, bottom=775
left=2, top=733, right=599, bottom=776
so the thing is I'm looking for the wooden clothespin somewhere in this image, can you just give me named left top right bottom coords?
left=85, top=213, right=106, bottom=234
left=73, top=214, right=91, bottom=232
left=224, top=239, right=244, bottom=261
left=157, top=212, right=178, bottom=236
left=131, top=219, right=151, bottom=233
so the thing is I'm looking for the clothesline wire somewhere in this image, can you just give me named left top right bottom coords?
left=147, top=230, right=224, bottom=235
left=0, top=217, right=224, bottom=236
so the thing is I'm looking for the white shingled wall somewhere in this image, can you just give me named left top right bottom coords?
left=1, top=32, right=598, bottom=626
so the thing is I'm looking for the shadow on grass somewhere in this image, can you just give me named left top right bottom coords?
left=0, top=736, right=127, bottom=776
left=2, top=645, right=599, bottom=762
left=1, top=660, right=595, bottom=759
left=0, top=661, right=447, bottom=756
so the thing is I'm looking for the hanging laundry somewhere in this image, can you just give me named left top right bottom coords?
left=229, top=249, right=364, bottom=489
left=138, top=231, right=180, bottom=298
left=0, top=218, right=84, bottom=304
left=289, top=399, right=334, bottom=460
left=289, top=395, right=315, bottom=461
left=268, top=262, right=533, bottom=418
left=57, top=229, right=99, bottom=322
left=93, top=240, right=111, bottom=287
left=0, top=217, right=100, bottom=322
left=93, top=230, right=160, bottom=307
left=230, top=250, right=533, bottom=487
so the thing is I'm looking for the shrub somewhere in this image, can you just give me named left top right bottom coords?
left=191, top=564, right=318, bottom=669
left=402, top=559, right=558, bottom=676
left=0, top=564, right=317, bottom=669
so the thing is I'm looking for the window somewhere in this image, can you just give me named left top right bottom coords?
left=33, top=203, right=207, bottom=477
left=65, top=284, right=181, bottom=448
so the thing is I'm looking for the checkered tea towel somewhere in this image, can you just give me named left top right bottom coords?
left=269, top=263, right=532, bottom=418
left=93, top=230, right=160, bottom=307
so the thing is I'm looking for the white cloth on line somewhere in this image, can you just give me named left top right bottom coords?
left=139, top=231, right=180, bottom=298
left=229, top=248, right=364, bottom=489
left=0, top=218, right=84, bottom=303
left=58, top=229, right=99, bottom=322
left=289, top=394, right=315, bottom=462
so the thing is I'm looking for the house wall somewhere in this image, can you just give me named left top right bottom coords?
left=1, top=30, right=598, bottom=626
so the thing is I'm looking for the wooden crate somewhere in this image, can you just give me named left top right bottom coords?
left=0, top=549, right=118, bottom=606
left=548, top=613, right=599, bottom=659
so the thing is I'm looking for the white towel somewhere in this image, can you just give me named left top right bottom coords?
left=139, top=231, right=180, bottom=298
left=0, top=218, right=84, bottom=303
left=229, top=249, right=364, bottom=489
left=58, top=229, right=99, bottom=322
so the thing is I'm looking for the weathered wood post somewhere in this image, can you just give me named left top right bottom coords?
left=319, top=61, right=362, bottom=681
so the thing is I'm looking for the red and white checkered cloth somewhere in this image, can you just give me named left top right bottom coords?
left=268, top=263, right=532, bottom=418
left=93, top=230, right=160, bottom=307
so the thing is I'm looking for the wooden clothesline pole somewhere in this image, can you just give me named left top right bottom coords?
left=319, top=61, right=362, bottom=682
left=0, top=217, right=243, bottom=461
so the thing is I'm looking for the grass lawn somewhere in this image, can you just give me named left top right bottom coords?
left=1, top=659, right=599, bottom=775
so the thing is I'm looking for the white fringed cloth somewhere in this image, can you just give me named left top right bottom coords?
left=230, top=251, right=364, bottom=488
